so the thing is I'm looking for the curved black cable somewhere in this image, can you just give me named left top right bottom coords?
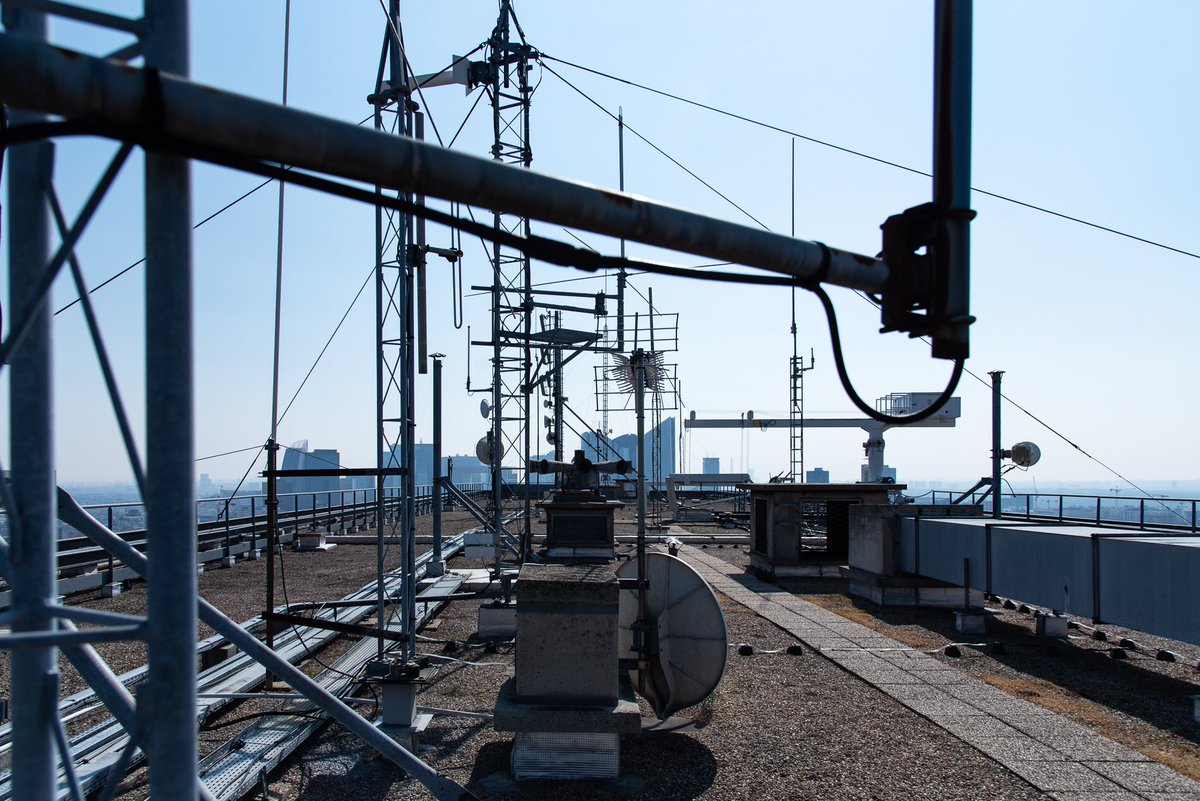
left=4, top=119, right=954, bottom=428
left=811, top=283, right=964, bottom=425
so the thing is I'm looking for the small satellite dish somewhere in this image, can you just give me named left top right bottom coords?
left=746, top=410, right=754, bottom=421
left=1009, top=441, right=1041, bottom=468
left=617, top=552, right=727, bottom=719
left=480, top=399, right=491, bottom=419
left=689, top=410, right=696, bottom=422
left=476, top=435, right=496, bottom=465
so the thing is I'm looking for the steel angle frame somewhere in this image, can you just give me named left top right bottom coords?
left=0, top=2, right=198, bottom=800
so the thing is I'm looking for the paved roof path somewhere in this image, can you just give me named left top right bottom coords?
left=678, top=544, right=1200, bottom=801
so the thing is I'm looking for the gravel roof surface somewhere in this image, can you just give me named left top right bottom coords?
left=7, top=500, right=1200, bottom=800
left=257, top=568, right=1046, bottom=801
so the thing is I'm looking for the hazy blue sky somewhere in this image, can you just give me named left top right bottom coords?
left=2, top=1, right=1198, bottom=490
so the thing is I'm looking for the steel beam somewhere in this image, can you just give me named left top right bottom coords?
left=0, top=32, right=886, bottom=293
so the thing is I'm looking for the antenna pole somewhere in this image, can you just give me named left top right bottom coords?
left=430, top=354, right=445, bottom=576
left=633, top=349, right=650, bottom=696
left=990, top=370, right=1003, bottom=518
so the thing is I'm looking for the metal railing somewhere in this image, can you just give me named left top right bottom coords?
left=931, top=490, right=1199, bottom=533
left=0, top=483, right=489, bottom=592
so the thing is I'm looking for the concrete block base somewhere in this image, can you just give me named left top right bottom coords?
left=478, top=603, right=516, bottom=640
left=100, top=583, right=122, bottom=598
left=221, top=556, right=237, bottom=569
left=494, top=676, right=641, bottom=735
left=1036, top=612, right=1069, bottom=638
left=295, top=533, right=334, bottom=552
left=195, top=564, right=205, bottom=576
left=954, top=609, right=987, bottom=634
left=425, top=560, right=446, bottom=578
left=245, top=549, right=262, bottom=561
left=379, top=713, right=432, bottom=754
left=200, top=643, right=237, bottom=671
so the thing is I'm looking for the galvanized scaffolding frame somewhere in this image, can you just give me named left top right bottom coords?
left=0, top=1, right=973, bottom=797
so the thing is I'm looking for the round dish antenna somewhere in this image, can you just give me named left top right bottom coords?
left=1009, top=441, right=1041, bottom=468
left=476, top=434, right=496, bottom=465
left=617, top=552, right=727, bottom=718
left=480, top=399, right=491, bottom=419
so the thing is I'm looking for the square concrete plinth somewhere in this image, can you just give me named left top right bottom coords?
left=515, top=563, right=618, bottom=704
left=494, top=676, right=641, bottom=734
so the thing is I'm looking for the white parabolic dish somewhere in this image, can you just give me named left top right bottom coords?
left=617, top=552, right=728, bottom=718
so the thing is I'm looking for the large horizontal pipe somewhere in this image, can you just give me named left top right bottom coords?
left=0, top=34, right=887, bottom=293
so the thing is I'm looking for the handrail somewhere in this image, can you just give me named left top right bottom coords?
left=929, top=489, right=1199, bottom=534
left=0, top=484, right=492, bottom=583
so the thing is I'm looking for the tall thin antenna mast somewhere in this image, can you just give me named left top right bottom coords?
left=788, top=139, right=814, bottom=482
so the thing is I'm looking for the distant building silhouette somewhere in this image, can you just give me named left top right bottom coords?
left=860, top=464, right=897, bottom=483
left=806, top=467, right=830, bottom=483
left=279, top=441, right=340, bottom=499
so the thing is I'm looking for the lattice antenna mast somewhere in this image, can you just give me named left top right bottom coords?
left=372, top=0, right=417, bottom=661
left=486, top=0, right=537, bottom=565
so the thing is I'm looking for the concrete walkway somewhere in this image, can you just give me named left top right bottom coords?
left=679, top=545, right=1200, bottom=801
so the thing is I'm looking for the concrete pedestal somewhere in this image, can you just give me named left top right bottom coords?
left=496, top=563, right=633, bottom=781
left=540, top=490, right=623, bottom=562
left=100, top=582, right=122, bottom=598
left=514, top=564, right=618, bottom=704
left=1036, top=612, right=1069, bottom=638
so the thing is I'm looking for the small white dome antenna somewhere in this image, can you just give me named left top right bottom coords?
left=1004, top=441, right=1041, bottom=468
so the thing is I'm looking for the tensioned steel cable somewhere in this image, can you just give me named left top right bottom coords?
left=539, top=58, right=771, bottom=232
left=541, top=53, right=1199, bottom=262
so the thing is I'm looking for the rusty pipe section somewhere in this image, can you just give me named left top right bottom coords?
left=0, top=34, right=888, bottom=293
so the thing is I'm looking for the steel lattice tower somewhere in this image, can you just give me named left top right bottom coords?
left=485, top=0, right=536, bottom=562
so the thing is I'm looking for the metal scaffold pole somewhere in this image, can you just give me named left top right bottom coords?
left=3, top=5, right=57, bottom=799
left=142, top=0, right=198, bottom=796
